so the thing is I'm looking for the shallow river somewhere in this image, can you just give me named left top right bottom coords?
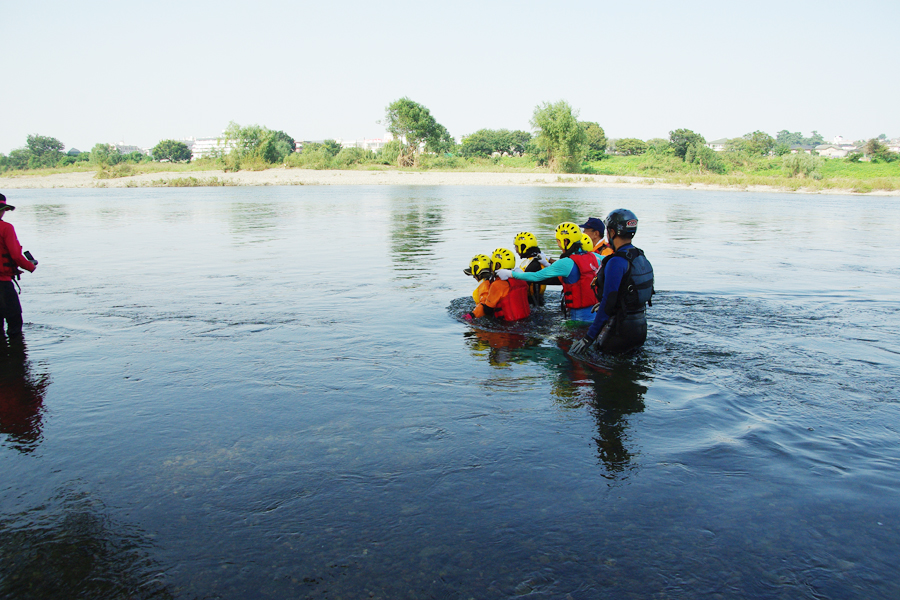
left=1, top=185, right=899, bottom=599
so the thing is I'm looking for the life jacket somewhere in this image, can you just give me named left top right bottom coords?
left=594, top=240, right=613, bottom=257
left=494, top=278, right=531, bottom=321
left=517, top=256, right=546, bottom=306
left=472, top=279, right=491, bottom=303
left=594, top=245, right=654, bottom=316
left=560, top=251, right=598, bottom=311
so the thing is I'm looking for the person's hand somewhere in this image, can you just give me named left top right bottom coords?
left=569, top=336, right=594, bottom=355
left=463, top=312, right=474, bottom=321
left=591, top=303, right=601, bottom=313
left=495, top=269, right=512, bottom=281
left=538, top=254, right=551, bottom=267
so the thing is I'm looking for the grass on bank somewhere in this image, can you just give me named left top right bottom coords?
left=4, top=152, right=899, bottom=192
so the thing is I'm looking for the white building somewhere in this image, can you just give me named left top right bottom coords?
left=706, top=138, right=728, bottom=152
left=180, top=137, right=237, bottom=160
left=338, top=133, right=394, bottom=153
left=816, top=145, right=850, bottom=159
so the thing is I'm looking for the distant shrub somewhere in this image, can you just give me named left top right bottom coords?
left=782, top=153, right=823, bottom=179
left=332, top=147, right=373, bottom=168
left=376, top=140, right=403, bottom=165
left=284, top=148, right=332, bottom=170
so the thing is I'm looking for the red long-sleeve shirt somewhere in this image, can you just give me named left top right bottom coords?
left=0, top=221, right=36, bottom=281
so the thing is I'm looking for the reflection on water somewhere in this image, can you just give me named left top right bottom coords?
left=2, top=186, right=899, bottom=599
left=0, top=338, right=50, bottom=453
left=389, top=194, right=444, bottom=279
left=462, top=323, right=650, bottom=478
left=0, top=487, right=172, bottom=600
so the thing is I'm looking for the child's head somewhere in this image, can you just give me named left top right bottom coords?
left=466, top=254, right=492, bottom=280
left=490, top=248, right=516, bottom=273
left=513, top=231, right=540, bottom=258
left=554, top=222, right=583, bottom=252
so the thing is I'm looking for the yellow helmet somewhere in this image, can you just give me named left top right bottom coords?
left=513, top=231, right=539, bottom=257
left=466, top=254, right=491, bottom=279
left=490, top=247, right=516, bottom=271
left=555, top=222, right=582, bottom=251
left=580, top=233, right=594, bottom=253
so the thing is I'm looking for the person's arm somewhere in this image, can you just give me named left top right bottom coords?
left=1, top=225, right=35, bottom=273
left=585, top=257, right=628, bottom=339
left=471, top=280, right=510, bottom=318
left=510, top=257, right=574, bottom=282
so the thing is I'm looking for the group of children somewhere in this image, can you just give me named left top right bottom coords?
left=462, top=220, right=613, bottom=324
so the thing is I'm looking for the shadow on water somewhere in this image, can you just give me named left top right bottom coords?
left=0, top=487, right=174, bottom=600
left=454, top=295, right=652, bottom=479
left=0, top=337, right=50, bottom=454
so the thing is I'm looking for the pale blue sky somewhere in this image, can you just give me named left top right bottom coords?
left=2, top=0, right=897, bottom=154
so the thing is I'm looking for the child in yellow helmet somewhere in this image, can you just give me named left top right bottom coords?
left=512, top=231, right=549, bottom=306
left=464, top=253, right=492, bottom=304
left=464, top=248, right=531, bottom=322
left=497, top=222, right=599, bottom=322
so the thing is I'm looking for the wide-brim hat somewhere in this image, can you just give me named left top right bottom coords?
left=0, top=196, right=15, bottom=211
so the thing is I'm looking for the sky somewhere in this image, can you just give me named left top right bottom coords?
left=2, top=0, right=898, bottom=154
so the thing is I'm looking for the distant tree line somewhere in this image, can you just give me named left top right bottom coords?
left=2, top=104, right=896, bottom=176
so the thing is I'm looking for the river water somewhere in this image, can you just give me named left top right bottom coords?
left=1, top=185, right=898, bottom=599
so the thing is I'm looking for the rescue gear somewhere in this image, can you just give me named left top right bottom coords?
left=493, top=279, right=531, bottom=321
left=560, top=251, right=599, bottom=311
left=465, top=254, right=492, bottom=280
left=554, top=222, right=582, bottom=253
left=472, top=279, right=491, bottom=303
left=593, top=246, right=654, bottom=316
left=581, top=234, right=594, bottom=253
left=569, top=337, right=591, bottom=355
left=605, top=208, right=639, bottom=237
left=490, top=248, right=516, bottom=272
left=513, top=232, right=540, bottom=258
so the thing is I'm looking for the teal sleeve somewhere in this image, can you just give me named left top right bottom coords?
left=510, top=257, right=574, bottom=282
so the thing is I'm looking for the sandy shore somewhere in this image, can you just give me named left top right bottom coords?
left=2, top=168, right=897, bottom=195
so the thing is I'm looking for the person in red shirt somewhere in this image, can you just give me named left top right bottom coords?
left=0, top=194, right=38, bottom=337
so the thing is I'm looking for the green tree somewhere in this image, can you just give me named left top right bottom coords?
left=459, top=129, right=532, bottom=157
left=7, top=149, right=33, bottom=170
left=742, top=130, right=775, bottom=155
left=152, top=140, right=192, bottom=162
left=90, top=143, right=121, bottom=166
left=669, top=128, right=706, bottom=160
left=580, top=122, right=607, bottom=160
left=864, top=138, right=898, bottom=162
left=322, top=139, right=342, bottom=156
left=782, top=152, right=823, bottom=178
left=383, top=98, right=453, bottom=166
left=26, top=134, right=65, bottom=168
left=259, top=130, right=296, bottom=163
left=685, top=142, right=725, bottom=173
left=615, top=138, right=648, bottom=156
left=531, top=100, right=586, bottom=173
left=646, top=138, right=673, bottom=154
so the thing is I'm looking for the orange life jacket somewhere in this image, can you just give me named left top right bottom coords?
left=494, top=278, right=531, bottom=321
left=561, top=252, right=598, bottom=310
left=472, top=279, right=491, bottom=303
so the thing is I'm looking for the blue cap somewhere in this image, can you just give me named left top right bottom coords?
left=580, top=217, right=605, bottom=231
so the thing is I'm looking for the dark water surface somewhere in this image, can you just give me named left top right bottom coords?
left=1, top=186, right=898, bottom=599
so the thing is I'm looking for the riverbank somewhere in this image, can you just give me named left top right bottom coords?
left=3, top=167, right=899, bottom=195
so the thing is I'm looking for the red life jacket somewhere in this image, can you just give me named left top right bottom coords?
left=560, top=251, right=598, bottom=310
left=494, top=278, right=531, bottom=321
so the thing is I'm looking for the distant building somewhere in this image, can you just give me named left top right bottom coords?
left=179, top=136, right=236, bottom=160
left=338, top=133, right=394, bottom=153
left=114, top=143, right=148, bottom=155
left=706, top=138, right=728, bottom=152
left=816, top=145, right=850, bottom=159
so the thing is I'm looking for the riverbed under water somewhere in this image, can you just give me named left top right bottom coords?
left=1, top=185, right=898, bottom=599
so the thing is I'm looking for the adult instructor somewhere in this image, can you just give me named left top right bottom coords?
left=570, top=209, right=654, bottom=355
left=0, top=194, right=38, bottom=338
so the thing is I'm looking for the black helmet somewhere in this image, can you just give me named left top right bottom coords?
left=605, top=208, right=638, bottom=237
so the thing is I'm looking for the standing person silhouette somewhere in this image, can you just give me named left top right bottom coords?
left=0, top=194, right=38, bottom=338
